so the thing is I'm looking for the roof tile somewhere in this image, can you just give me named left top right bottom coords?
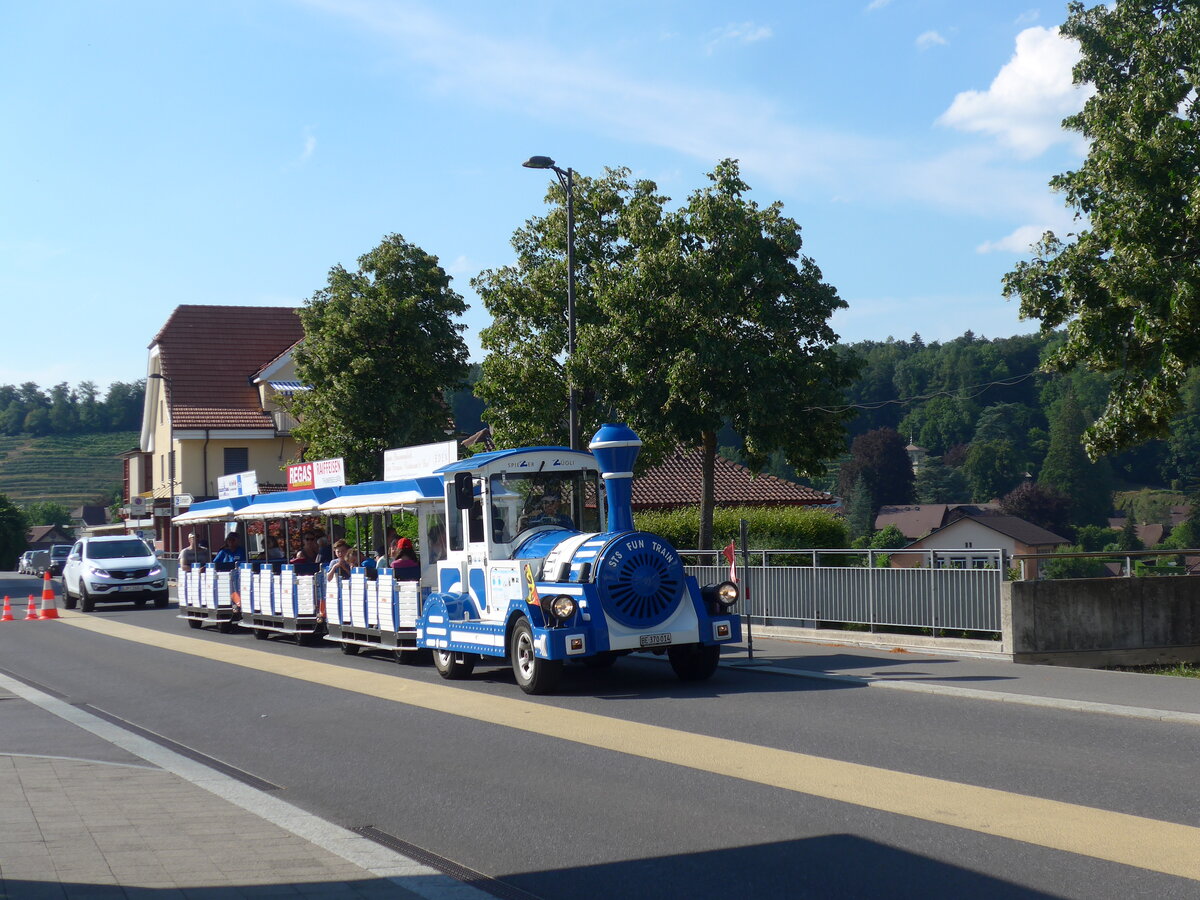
left=632, top=447, right=833, bottom=510
left=154, top=305, right=304, bottom=430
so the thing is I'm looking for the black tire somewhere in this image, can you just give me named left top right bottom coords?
left=134, top=597, right=147, bottom=608
left=510, top=618, right=563, bottom=695
left=187, top=618, right=203, bottom=630
left=667, top=644, right=722, bottom=681
left=340, top=642, right=360, bottom=655
left=79, top=587, right=95, bottom=613
left=252, top=627, right=269, bottom=640
left=218, top=619, right=237, bottom=634
left=153, top=593, right=169, bottom=609
left=62, top=584, right=77, bottom=610
left=432, top=647, right=476, bottom=680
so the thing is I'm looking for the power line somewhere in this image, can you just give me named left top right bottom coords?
left=807, top=370, right=1047, bottom=414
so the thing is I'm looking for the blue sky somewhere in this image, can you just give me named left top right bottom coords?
left=1, top=1, right=1090, bottom=391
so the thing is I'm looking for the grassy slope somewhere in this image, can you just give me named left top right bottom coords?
left=0, top=432, right=137, bottom=507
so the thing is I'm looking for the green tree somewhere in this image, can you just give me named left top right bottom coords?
left=1002, top=0, right=1200, bottom=456
left=964, top=440, right=1023, bottom=503
left=22, top=501, right=72, bottom=531
left=914, top=456, right=970, bottom=503
left=290, top=233, right=469, bottom=484
left=478, top=160, right=854, bottom=549
left=846, top=473, right=874, bottom=541
left=1116, top=518, right=1143, bottom=552
left=1039, top=391, right=1114, bottom=525
left=0, top=494, right=26, bottom=569
left=838, top=427, right=915, bottom=515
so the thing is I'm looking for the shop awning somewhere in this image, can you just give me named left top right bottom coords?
left=172, top=496, right=253, bottom=525
left=317, top=477, right=444, bottom=515
left=234, top=488, right=340, bottom=519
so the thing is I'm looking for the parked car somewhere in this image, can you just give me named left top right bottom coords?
left=62, top=536, right=168, bottom=611
left=17, top=551, right=33, bottom=574
left=27, top=549, right=49, bottom=575
left=47, top=543, right=72, bottom=577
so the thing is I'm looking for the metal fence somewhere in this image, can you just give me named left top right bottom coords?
left=683, top=548, right=1005, bottom=636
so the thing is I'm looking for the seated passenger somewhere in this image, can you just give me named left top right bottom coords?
left=212, top=533, right=247, bottom=570
left=291, top=533, right=320, bottom=565
left=325, top=539, right=351, bottom=581
left=391, top=537, right=420, bottom=581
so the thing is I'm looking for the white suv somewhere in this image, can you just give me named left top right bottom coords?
left=62, top=536, right=168, bottom=611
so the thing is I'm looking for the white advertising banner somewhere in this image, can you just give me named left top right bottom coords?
left=383, top=439, right=457, bottom=481
left=217, top=471, right=258, bottom=499
left=312, top=457, right=346, bottom=489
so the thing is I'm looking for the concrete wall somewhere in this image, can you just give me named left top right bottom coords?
left=1003, top=577, right=1200, bottom=667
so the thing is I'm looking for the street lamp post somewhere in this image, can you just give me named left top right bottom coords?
left=522, top=155, right=579, bottom=451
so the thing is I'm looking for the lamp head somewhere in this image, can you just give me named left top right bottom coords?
left=522, top=155, right=556, bottom=169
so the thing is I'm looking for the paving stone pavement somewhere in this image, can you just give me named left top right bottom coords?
left=0, top=677, right=487, bottom=900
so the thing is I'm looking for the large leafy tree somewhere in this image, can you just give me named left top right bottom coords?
left=478, top=160, right=854, bottom=549
left=291, top=234, right=469, bottom=484
left=474, top=167, right=659, bottom=449
left=1039, top=390, right=1114, bottom=525
left=1002, top=0, right=1200, bottom=457
left=963, top=440, right=1024, bottom=503
left=837, top=427, right=915, bottom=515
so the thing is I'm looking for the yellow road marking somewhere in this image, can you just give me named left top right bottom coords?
left=56, top=612, right=1200, bottom=880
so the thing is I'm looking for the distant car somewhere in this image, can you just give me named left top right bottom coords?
left=62, top=536, right=168, bottom=612
left=17, top=551, right=33, bottom=574
left=47, top=543, right=72, bottom=577
left=27, top=549, right=50, bottom=575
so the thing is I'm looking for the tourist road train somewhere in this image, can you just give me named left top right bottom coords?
left=171, top=424, right=742, bottom=694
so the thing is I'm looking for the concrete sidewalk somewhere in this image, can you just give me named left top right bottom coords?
left=726, top=631, right=1200, bottom=724
left=0, top=673, right=488, bottom=900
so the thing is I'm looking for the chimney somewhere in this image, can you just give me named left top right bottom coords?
left=588, top=424, right=641, bottom=534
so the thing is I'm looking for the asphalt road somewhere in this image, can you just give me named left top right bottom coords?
left=2, top=572, right=1199, bottom=899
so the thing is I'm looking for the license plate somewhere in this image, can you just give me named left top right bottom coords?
left=639, top=632, right=672, bottom=648
left=120, top=585, right=143, bottom=592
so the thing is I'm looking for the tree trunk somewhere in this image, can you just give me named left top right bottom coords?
left=698, top=430, right=717, bottom=551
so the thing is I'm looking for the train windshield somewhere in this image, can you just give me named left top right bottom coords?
left=490, top=469, right=602, bottom=540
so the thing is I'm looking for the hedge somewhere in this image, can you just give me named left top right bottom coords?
left=632, top=505, right=848, bottom=551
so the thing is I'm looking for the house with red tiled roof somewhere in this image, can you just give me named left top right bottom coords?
left=631, top=447, right=833, bottom=510
left=133, top=305, right=306, bottom=548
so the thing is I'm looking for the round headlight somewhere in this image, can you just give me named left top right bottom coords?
left=549, top=595, right=578, bottom=620
left=716, top=581, right=739, bottom=607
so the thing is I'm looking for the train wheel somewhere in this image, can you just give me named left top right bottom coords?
left=186, top=618, right=202, bottom=630
left=510, top=619, right=562, bottom=695
left=252, top=627, right=269, bottom=640
left=432, top=648, right=476, bottom=680
left=667, top=644, right=721, bottom=681
left=340, top=642, right=360, bottom=655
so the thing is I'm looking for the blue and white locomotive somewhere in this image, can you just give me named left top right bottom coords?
left=417, top=424, right=742, bottom=693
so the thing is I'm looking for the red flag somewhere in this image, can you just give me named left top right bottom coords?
left=721, top=541, right=737, bottom=582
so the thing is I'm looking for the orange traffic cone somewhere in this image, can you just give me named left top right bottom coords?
left=39, top=572, right=59, bottom=620
left=24, top=595, right=38, bottom=620
left=1, top=596, right=13, bottom=622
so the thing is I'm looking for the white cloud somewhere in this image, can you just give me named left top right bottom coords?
left=300, top=126, right=316, bottom=162
left=938, top=26, right=1090, bottom=158
left=1014, top=10, right=1040, bottom=26
left=706, top=22, right=772, bottom=54
left=976, top=223, right=1051, bottom=254
left=916, top=31, right=947, bottom=51
left=865, top=0, right=892, bottom=11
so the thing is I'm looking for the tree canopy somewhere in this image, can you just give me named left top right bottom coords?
left=1002, top=0, right=1200, bottom=457
left=477, top=159, right=854, bottom=548
left=290, top=233, right=469, bottom=484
